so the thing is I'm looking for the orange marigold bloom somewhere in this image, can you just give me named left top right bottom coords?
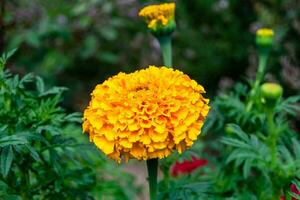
left=139, top=3, right=176, bottom=35
left=83, top=66, right=210, bottom=163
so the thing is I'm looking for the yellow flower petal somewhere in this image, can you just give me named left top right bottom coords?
left=93, top=136, right=115, bottom=154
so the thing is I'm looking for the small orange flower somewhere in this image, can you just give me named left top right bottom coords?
left=83, top=66, right=210, bottom=163
left=139, top=3, right=176, bottom=35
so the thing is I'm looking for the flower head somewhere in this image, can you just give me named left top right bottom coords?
left=83, top=66, right=210, bottom=163
left=170, top=156, right=208, bottom=177
left=256, top=28, right=274, bottom=50
left=139, top=3, right=176, bottom=36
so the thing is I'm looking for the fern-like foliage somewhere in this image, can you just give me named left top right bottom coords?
left=205, top=80, right=300, bottom=200
left=0, top=51, right=140, bottom=200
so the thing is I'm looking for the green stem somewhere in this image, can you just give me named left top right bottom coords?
left=158, top=36, right=172, bottom=67
left=253, top=53, right=268, bottom=95
left=246, top=53, right=268, bottom=112
left=266, top=109, right=277, bottom=168
left=147, top=159, right=158, bottom=200
left=21, top=163, right=30, bottom=200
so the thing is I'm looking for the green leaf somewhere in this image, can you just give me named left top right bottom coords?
left=0, top=49, right=17, bottom=67
left=226, top=149, right=258, bottom=164
left=36, top=76, right=45, bottom=94
left=278, top=145, right=294, bottom=165
left=25, top=144, right=40, bottom=161
left=0, top=146, right=14, bottom=177
left=227, top=124, right=249, bottom=142
left=292, top=138, right=300, bottom=159
left=65, top=113, right=82, bottom=123
left=0, top=135, right=28, bottom=147
left=220, top=137, right=250, bottom=149
left=39, top=86, right=68, bottom=97
left=2, top=194, right=22, bottom=200
left=243, top=159, right=252, bottom=178
left=19, top=73, right=34, bottom=88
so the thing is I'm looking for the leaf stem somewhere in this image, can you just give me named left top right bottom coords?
left=266, top=109, right=277, bottom=169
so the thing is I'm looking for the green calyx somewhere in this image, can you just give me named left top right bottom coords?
left=256, top=34, right=274, bottom=47
left=151, top=20, right=176, bottom=37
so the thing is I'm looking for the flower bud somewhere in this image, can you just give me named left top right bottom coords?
left=225, top=124, right=235, bottom=135
left=256, top=28, right=274, bottom=53
left=139, top=3, right=176, bottom=37
left=260, top=83, right=283, bottom=108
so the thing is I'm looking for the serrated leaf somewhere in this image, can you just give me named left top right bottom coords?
left=243, top=159, right=252, bottom=178
left=19, top=73, right=34, bottom=88
left=0, top=49, right=17, bottom=66
left=220, top=137, right=250, bottom=149
left=249, top=135, right=259, bottom=148
left=36, top=76, right=45, bottom=94
left=49, top=149, right=62, bottom=175
left=39, top=87, right=68, bottom=97
left=227, top=124, right=249, bottom=142
left=226, top=149, right=258, bottom=164
left=37, top=125, right=61, bottom=135
left=0, top=135, right=28, bottom=147
left=0, top=146, right=14, bottom=177
left=278, top=145, right=294, bottom=165
left=292, top=138, right=300, bottom=159
left=65, top=112, right=82, bottom=123
left=25, top=144, right=40, bottom=161
left=2, top=194, right=22, bottom=200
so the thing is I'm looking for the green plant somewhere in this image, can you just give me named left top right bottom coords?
left=203, top=30, right=300, bottom=199
left=157, top=27, right=300, bottom=199
left=0, top=51, right=140, bottom=200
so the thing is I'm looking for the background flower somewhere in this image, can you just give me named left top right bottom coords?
left=170, top=156, right=208, bottom=177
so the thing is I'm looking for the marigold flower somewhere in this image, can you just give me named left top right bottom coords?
left=83, top=66, right=210, bottom=163
left=139, top=3, right=176, bottom=36
left=170, top=156, right=208, bottom=177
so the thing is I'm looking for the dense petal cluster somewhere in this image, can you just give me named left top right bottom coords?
left=138, top=3, right=175, bottom=32
left=83, top=66, right=210, bottom=163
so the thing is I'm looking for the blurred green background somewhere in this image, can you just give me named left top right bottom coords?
left=1, top=0, right=300, bottom=111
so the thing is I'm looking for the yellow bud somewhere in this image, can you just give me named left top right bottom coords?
left=256, top=28, right=274, bottom=47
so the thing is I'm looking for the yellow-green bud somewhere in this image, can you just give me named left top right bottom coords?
left=260, top=83, right=283, bottom=108
left=225, top=124, right=235, bottom=135
left=256, top=28, right=274, bottom=47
